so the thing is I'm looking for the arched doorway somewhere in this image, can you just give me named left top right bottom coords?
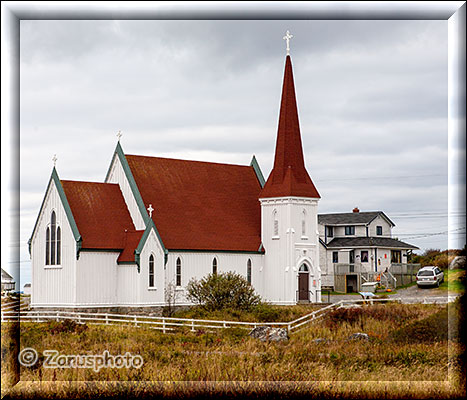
left=298, top=264, right=310, bottom=301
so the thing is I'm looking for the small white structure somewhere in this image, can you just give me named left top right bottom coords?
left=28, top=45, right=322, bottom=309
left=23, top=283, right=32, bottom=296
left=1, top=268, right=16, bottom=293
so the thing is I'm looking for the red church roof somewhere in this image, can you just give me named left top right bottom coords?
left=126, top=155, right=262, bottom=252
left=117, top=230, right=145, bottom=262
left=61, top=180, right=136, bottom=250
left=260, top=55, right=320, bottom=199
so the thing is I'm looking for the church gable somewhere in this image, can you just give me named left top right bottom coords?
left=29, top=168, right=81, bottom=258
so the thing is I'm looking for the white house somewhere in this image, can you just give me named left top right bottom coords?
left=28, top=53, right=322, bottom=310
left=318, top=208, right=418, bottom=292
left=1, top=268, right=16, bottom=293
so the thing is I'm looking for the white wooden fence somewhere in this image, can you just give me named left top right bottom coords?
left=1, top=295, right=457, bottom=334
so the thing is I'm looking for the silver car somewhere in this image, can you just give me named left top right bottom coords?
left=416, top=266, right=444, bottom=288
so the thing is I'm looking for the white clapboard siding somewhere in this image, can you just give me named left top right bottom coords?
left=165, top=252, right=264, bottom=305
left=31, top=180, right=77, bottom=306
left=106, top=154, right=146, bottom=230
left=75, top=252, right=119, bottom=304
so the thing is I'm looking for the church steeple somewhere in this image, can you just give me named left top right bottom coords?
left=259, top=55, right=320, bottom=199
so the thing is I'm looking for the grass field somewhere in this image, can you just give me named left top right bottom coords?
left=1, top=300, right=464, bottom=399
left=439, top=269, right=466, bottom=293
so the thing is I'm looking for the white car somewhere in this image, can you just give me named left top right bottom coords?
left=416, top=266, right=444, bottom=288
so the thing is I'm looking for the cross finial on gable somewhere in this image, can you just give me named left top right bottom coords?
left=283, top=30, right=293, bottom=56
left=147, top=204, right=154, bottom=218
left=116, top=130, right=123, bottom=141
left=52, top=154, right=57, bottom=167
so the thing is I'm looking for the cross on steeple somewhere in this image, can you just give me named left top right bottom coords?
left=283, top=30, right=293, bottom=56
left=52, top=154, right=57, bottom=167
left=116, top=130, right=122, bottom=141
left=147, top=204, right=154, bottom=218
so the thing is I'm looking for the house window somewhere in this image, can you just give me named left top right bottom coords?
left=247, top=259, right=252, bottom=284
left=391, top=250, right=402, bottom=263
left=176, top=257, right=182, bottom=286
left=332, top=251, right=338, bottom=263
left=361, top=251, right=369, bottom=263
left=273, top=210, right=279, bottom=237
left=327, top=226, right=334, bottom=238
left=345, top=226, right=355, bottom=235
left=149, top=254, right=155, bottom=287
left=212, top=258, right=218, bottom=275
left=45, top=211, right=61, bottom=266
left=376, top=226, right=383, bottom=236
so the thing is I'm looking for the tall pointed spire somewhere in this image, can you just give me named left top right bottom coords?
left=259, top=55, right=320, bottom=199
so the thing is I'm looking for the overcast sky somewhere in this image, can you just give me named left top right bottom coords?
left=13, top=19, right=465, bottom=287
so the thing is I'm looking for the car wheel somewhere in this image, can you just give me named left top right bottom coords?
left=436, top=280, right=440, bottom=288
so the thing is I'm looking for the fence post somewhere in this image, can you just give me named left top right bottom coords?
left=134, top=315, right=138, bottom=327
left=78, top=313, right=81, bottom=324
left=105, top=314, right=109, bottom=325
left=191, top=319, right=195, bottom=332
left=162, top=318, right=166, bottom=334
left=56, top=311, right=59, bottom=322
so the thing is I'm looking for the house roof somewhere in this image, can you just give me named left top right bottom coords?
left=125, top=155, right=263, bottom=252
left=260, top=55, right=320, bottom=199
left=318, top=211, right=395, bottom=226
left=61, top=180, right=136, bottom=250
left=1, top=268, right=14, bottom=282
left=326, top=237, right=418, bottom=250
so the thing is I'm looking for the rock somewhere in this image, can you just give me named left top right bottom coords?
left=347, top=332, right=369, bottom=341
left=449, top=256, right=466, bottom=270
left=249, top=326, right=289, bottom=342
left=312, top=338, right=329, bottom=344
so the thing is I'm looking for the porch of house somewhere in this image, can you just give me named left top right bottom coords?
left=332, top=263, right=421, bottom=293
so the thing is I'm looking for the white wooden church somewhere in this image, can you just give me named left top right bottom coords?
left=28, top=44, right=324, bottom=309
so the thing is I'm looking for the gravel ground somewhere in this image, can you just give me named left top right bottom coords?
left=325, top=284, right=461, bottom=304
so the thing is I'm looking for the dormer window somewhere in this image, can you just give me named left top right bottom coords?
left=326, top=226, right=334, bottom=238
left=345, top=226, right=355, bottom=236
left=45, top=211, right=61, bottom=266
left=376, top=226, right=383, bottom=236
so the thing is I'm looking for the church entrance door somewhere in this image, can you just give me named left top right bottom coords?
left=298, top=264, right=310, bottom=301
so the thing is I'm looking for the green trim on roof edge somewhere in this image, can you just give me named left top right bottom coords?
left=134, top=220, right=169, bottom=273
left=250, top=155, right=265, bottom=188
left=28, top=168, right=82, bottom=259
left=107, top=142, right=167, bottom=254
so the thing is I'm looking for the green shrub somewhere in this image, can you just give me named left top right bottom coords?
left=186, top=272, right=261, bottom=311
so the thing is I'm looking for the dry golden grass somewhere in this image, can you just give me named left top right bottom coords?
left=1, top=302, right=464, bottom=399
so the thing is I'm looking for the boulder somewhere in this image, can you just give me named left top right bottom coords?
left=347, top=332, right=369, bottom=341
left=449, top=256, right=466, bottom=270
left=249, top=326, right=289, bottom=342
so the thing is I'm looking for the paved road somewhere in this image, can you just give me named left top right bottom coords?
left=324, top=285, right=461, bottom=304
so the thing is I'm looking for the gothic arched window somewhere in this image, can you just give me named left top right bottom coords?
left=149, top=254, right=155, bottom=287
left=46, top=211, right=60, bottom=265
left=247, top=259, right=252, bottom=284
left=301, top=210, right=307, bottom=236
left=273, top=210, right=279, bottom=237
left=176, top=257, right=182, bottom=286
left=212, top=258, right=218, bottom=275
